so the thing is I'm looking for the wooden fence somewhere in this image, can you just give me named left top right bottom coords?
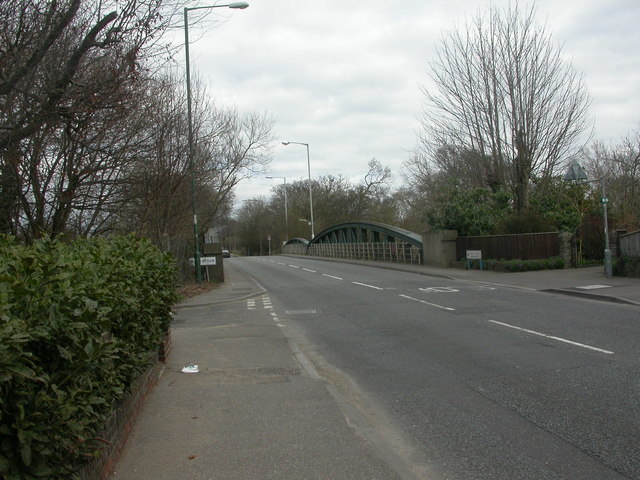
left=456, top=232, right=560, bottom=261
left=619, top=230, right=640, bottom=257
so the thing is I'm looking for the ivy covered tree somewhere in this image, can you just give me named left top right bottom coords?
left=424, top=186, right=511, bottom=236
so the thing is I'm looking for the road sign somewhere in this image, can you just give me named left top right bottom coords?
left=200, top=256, right=217, bottom=266
left=190, top=256, right=217, bottom=266
left=601, top=197, right=609, bottom=204
left=466, top=250, right=482, bottom=259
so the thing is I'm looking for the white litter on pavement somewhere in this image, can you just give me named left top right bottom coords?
left=181, top=364, right=199, bottom=373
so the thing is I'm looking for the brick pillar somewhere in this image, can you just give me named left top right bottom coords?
left=558, top=232, right=573, bottom=268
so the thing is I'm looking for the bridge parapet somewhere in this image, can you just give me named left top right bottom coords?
left=308, top=241, right=421, bottom=264
left=283, top=221, right=423, bottom=265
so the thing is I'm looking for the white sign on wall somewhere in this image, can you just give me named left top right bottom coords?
left=189, top=256, right=217, bottom=266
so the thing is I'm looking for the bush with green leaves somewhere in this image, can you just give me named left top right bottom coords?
left=464, top=257, right=565, bottom=272
left=613, top=256, right=640, bottom=278
left=0, top=236, right=179, bottom=479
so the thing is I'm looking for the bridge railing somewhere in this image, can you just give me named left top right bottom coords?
left=307, top=242, right=422, bottom=265
left=282, top=244, right=308, bottom=255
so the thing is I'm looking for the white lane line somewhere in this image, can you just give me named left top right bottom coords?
left=323, top=274, right=343, bottom=280
left=488, top=320, right=614, bottom=355
left=289, top=265, right=300, bottom=269
left=399, top=294, right=455, bottom=311
left=277, top=262, right=286, bottom=265
left=352, top=281, right=384, bottom=290
left=302, top=268, right=317, bottom=273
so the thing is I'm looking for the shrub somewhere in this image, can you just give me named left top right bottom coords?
left=494, top=211, right=555, bottom=234
left=462, top=256, right=565, bottom=272
left=613, top=256, right=640, bottom=278
left=0, top=236, right=179, bottom=479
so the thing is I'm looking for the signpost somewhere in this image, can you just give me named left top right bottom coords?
left=190, top=256, right=216, bottom=266
left=466, top=250, right=483, bottom=270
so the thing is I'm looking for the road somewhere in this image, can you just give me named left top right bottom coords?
left=229, top=256, right=640, bottom=480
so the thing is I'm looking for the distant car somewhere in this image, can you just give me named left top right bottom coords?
left=222, top=249, right=230, bottom=258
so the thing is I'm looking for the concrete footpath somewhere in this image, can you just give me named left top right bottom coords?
left=109, top=258, right=639, bottom=480
left=109, top=262, right=406, bottom=480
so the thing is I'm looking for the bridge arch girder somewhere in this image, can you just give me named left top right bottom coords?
left=309, top=221, right=422, bottom=249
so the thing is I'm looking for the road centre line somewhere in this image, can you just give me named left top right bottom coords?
left=399, top=294, right=455, bottom=311
left=303, top=268, right=317, bottom=273
left=352, top=281, right=384, bottom=290
left=323, top=274, right=343, bottom=280
left=489, top=320, right=614, bottom=355
left=289, top=265, right=300, bottom=268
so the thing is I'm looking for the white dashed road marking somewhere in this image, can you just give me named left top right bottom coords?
left=352, top=281, right=384, bottom=290
left=323, top=274, right=343, bottom=280
left=489, top=320, right=614, bottom=355
left=399, top=294, right=455, bottom=311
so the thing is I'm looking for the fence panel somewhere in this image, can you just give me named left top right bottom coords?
left=619, top=230, right=640, bottom=257
left=456, top=232, right=560, bottom=261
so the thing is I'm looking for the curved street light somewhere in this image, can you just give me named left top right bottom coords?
left=282, top=141, right=315, bottom=239
left=184, top=2, right=249, bottom=282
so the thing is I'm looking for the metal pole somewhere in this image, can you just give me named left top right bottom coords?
left=283, top=141, right=314, bottom=239
left=601, top=178, right=612, bottom=278
left=184, top=8, right=201, bottom=283
left=283, top=177, right=289, bottom=240
left=305, top=143, right=315, bottom=239
left=183, top=3, right=248, bottom=282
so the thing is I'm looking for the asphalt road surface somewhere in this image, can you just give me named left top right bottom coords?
left=230, top=256, right=639, bottom=480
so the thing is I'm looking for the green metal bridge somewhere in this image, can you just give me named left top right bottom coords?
left=283, top=221, right=423, bottom=264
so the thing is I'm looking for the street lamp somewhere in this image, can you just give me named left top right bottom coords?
left=282, top=141, right=315, bottom=238
left=184, top=2, right=249, bottom=282
left=266, top=176, right=288, bottom=240
left=564, top=159, right=612, bottom=278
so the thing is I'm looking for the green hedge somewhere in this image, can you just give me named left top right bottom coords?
left=613, top=256, right=640, bottom=278
left=462, top=256, right=566, bottom=272
left=0, top=236, right=179, bottom=479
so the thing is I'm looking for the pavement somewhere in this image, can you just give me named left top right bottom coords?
left=109, top=257, right=639, bottom=480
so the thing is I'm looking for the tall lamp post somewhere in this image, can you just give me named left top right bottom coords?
left=564, top=159, right=612, bottom=278
left=184, top=2, right=248, bottom=283
left=282, top=141, right=314, bottom=238
left=266, top=176, right=289, bottom=241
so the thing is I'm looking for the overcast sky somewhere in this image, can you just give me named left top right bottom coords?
left=181, top=0, right=640, bottom=205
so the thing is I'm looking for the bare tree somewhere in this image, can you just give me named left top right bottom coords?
left=117, top=71, right=274, bottom=263
left=0, top=0, right=182, bottom=239
left=414, top=3, right=591, bottom=211
left=239, top=160, right=397, bottom=251
left=198, top=107, right=275, bottom=227
left=582, top=130, right=640, bottom=231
